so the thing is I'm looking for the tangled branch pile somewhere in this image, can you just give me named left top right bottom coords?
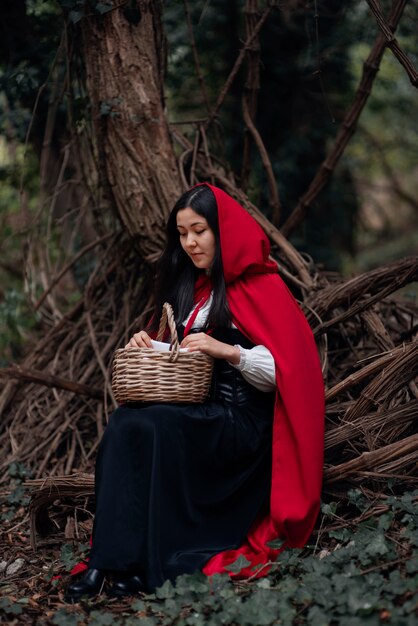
left=1, top=237, right=416, bottom=494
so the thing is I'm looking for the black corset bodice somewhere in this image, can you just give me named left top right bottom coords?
left=178, top=325, right=275, bottom=409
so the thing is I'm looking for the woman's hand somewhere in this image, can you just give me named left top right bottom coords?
left=125, top=330, right=153, bottom=349
left=180, top=333, right=240, bottom=364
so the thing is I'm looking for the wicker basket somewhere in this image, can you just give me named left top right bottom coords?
left=112, top=302, right=214, bottom=404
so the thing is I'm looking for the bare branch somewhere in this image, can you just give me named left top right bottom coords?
left=366, top=0, right=418, bottom=88
left=183, top=0, right=213, bottom=115
left=206, top=2, right=276, bottom=127
left=241, top=0, right=261, bottom=189
left=0, top=366, right=103, bottom=399
left=242, top=96, right=282, bottom=224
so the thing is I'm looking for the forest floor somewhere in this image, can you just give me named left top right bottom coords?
left=1, top=473, right=417, bottom=626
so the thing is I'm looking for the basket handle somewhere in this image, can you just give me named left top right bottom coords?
left=156, top=302, right=180, bottom=362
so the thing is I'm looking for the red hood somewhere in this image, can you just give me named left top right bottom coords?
left=198, top=183, right=277, bottom=284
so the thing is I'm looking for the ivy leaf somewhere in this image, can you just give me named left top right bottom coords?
left=307, top=605, right=331, bottom=626
left=364, top=532, right=390, bottom=559
left=131, top=599, right=147, bottom=611
left=60, top=543, right=77, bottom=570
left=346, top=489, right=368, bottom=511
left=0, top=598, right=23, bottom=615
left=321, top=502, right=338, bottom=517
left=405, top=556, right=418, bottom=574
left=126, top=619, right=155, bottom=626
left=89, top=611, right=117, bottom=625
left=329, top=528, right=352, bottom=542
left=69, top=10, right=83, bottom=23
left=266, top=536, right=285, bottom=550
left=52, top=609, right=84, bottom=626
left=156, top=579, right=175, bottom=599
left=377, top=512, right=394, bottom=531
left=256, top=578, right=271, bottom=589
left=176, top=571, right=210, bottom=595
left=224, top=554, right=251, bottom=574
left=8, top=461, right=30, bottom=478
left=346, top=589, right=377, bottom=616
left=95, top=1, right=113, bottom=15
left=185, top=613, right=207, bottom=626
left=399, top=493, right=418, bottom=515
left=125, top=618, right=155, bottom=626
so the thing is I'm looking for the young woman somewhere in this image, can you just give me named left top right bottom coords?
left=65, top=184, right=324, bottom=601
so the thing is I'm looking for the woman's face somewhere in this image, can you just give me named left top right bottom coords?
left=176, top=207, right=216, bottom=270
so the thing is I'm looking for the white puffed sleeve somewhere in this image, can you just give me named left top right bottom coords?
left=229, top=345, right=276, bottom=393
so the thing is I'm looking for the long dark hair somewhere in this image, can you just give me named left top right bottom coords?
left=148, top=185, right=230, bottom=333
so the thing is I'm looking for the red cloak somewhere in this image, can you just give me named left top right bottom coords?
left=71, top=184, right=324, bottom=583
left=197, top=184, right=325, bottom=580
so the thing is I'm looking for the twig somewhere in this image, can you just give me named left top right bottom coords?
left=0, top=514, right=30, bottom=537
left=309, top=256, right=418, bottom=320
left=199, top=125, right=215, bottom=186
left=314, top=262, right=418, bottom=332
left=190, top=130, right=200, bottom=186
left=323, top=433, right=418, bottom=483
left=242, top=96, right=281, bottom=224
left=241, top=0, right=261, bottom=190
left=205, top=2, right=276, bottom=127
left=366, top=0, right=418, bottom=88
left=34, top=233, right=113, bottom=310
left=85, top=311, right=117, bottom=409
left=325, top=346, right=405, bottom=402
left=360, top=556, right=413, bottom=575
left=183, top=0, right=213, bottom=115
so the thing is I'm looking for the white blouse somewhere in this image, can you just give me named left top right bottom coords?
left=183, top=295, right=276, bottom=393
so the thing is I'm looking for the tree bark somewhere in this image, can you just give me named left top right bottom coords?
left=80, top=0, right=181, bottom=260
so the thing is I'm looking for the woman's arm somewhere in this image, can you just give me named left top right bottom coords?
left=228, top=345, right=276, bottom=392
left=180, top=334, right=276, bottom=393
left=180, top=333, right=240, bottom=363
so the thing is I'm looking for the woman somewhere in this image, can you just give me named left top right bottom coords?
left=65, top=184, right=324, bottom=601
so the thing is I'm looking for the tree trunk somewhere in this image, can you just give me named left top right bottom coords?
left=80, top=0, right=181, bottom=260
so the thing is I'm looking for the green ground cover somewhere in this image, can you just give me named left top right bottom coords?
left=1, top=483, right=417, bottom=625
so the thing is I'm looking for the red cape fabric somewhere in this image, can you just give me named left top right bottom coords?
left=195, top=184, right=325, bottom=580
left=70, top=184, right=324, bottom=583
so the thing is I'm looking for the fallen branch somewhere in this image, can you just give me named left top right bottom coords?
left=325, top=344, right=407, bottom=401
left=323, top=434, right=418, bottom=483
left=344, top=342, right=418, bottom=421
left=0, top=366, right=104, bottom=400
left=309, top=255, right=418, bottom=323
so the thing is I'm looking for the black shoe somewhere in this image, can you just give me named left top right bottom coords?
left=110, top=573, right=143, bottom=597
left=64, top=568, right=106, bottom=602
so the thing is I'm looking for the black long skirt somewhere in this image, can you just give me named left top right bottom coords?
left=88, top=395, right=273, bottom=592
